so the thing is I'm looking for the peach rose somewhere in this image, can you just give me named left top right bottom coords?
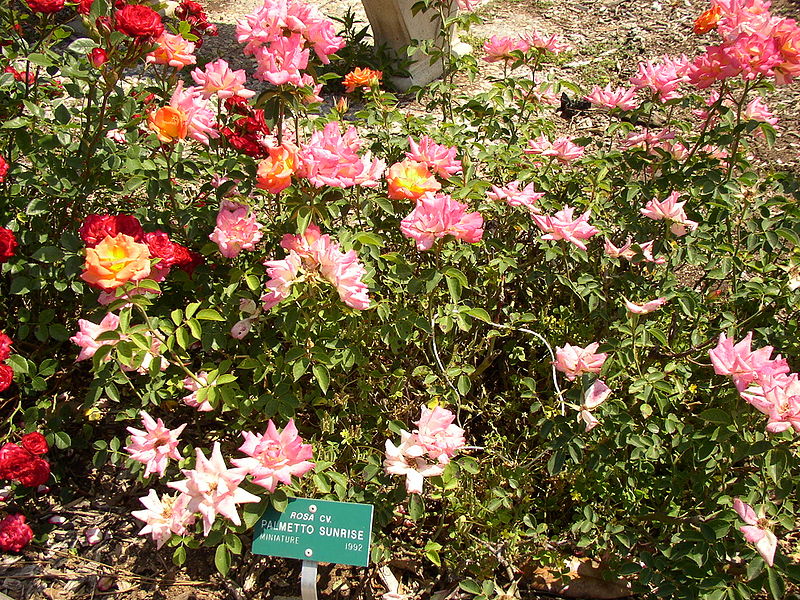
left=81, top=234, right=152, bottom=291
left=256, top=144, right=297, bottom=194
left=147, top=106, right=188, bottom=144
left=343, top=67, right=382, bottom=93
left=386, top=159, right=441, bottom=201
left=693, top=5, right=721, bottom=35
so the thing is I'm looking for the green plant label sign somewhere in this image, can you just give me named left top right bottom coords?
left=252, top=497, right=373, bottom=567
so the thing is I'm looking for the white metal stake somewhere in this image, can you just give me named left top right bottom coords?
left=300, top=560, right=318, bottom=600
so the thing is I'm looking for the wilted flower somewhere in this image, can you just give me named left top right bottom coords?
left=733, top=498, right=778, bottom=567
left=623, top=297, right=668, bottom=314
left=132, top=490, right=196, bottom=548
left=555, top=342, right=608, bottom=381
left=384, top=431, right=444, bottom=494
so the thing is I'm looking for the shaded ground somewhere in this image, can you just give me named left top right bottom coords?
left=3, top=1, right=799, bottom=599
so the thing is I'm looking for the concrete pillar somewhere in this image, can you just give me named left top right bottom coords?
left=360, top=0, right=458, bottom=91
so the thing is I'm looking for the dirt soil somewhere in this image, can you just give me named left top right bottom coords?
left=2, top=1, right=799, bottom=599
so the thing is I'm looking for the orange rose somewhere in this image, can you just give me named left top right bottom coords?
left=147, top=106, right=188, bottom=143
left=81, top=233, right=152, bottom=291
left=256, top=144, right=297, bottom=194
left=386, top=159, right=441, bottom=201
left=343, top=67, right=382, bottom=93
left=694, top=5, right=721, bottom=35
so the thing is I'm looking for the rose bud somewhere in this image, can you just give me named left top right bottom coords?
left=88, top=48, right=108, bottom=68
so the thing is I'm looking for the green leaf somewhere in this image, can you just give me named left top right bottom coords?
left=68, top=38, right=98, bottom=53
left=53, top=431, right=71, bottom=450
left=196, top=309, right=225, bottom=321
left=459, top=579, right=482, bottom=595
left=464, top=307, right=491, bottom=323
left=214, top=544, right=231, bottom=576
left=242, top=499, right=268, bottom=528
left=312, top=364, right=330, bottom=394
left=767, top=568, right=784, bottom=600
left=187, top=318, right=202, bottom=340
left=172, top=545, right=187, bottom=566
left=698, top=408, right=732, bottom=425
left=5, top=355, right=29, bottom=375
left=271, top=489, right=288, bottom=512
left=225, top=533, right=243, bottom=555
left=408, top=494, right=424, bottom=520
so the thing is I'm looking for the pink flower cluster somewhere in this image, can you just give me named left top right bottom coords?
left=629, top=55, right=690, bottom=102
left=133, top=420, right=314, bottom=546
left=482, top=31, right=570, bottom=62
left=209, top=200, right=264, bottom=258
left=70, top=313, right=168, bottom=374
left=384, top=406, right=465, bottom=494
left=400, top=192, right=484, bottom=251
left=709, top=331, right=799, bottom=434
left=192, top=59, right=256, bottom=100
left=236, top=0, right=344, bottom=87
left=168, top=82, right=219, bottom=145
left=262, top=224, right=371, bottom=310
left=487, top=181, right=544, bottom=214
left=585, top=83, right=640, bottom=111
left=640, top=191, right=699, bottom=236
left=688, top=0, right=800, bottom=87
left=525, top=135, right=585, bottom=164
left=532, top=206, right=598, bottom=251
left=125, top=411, right=186, bottom=477
left=296, top=122, right=385, bottom=189
left=406, top=136, right=462, bottom=178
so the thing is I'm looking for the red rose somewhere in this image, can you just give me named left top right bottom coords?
left=175, top=0, right=205, bottom=20
left=20, top=432, right=48, bottom=456
left=0, top=227, right=17, bottom=263
left=222, top=128, right=268, bottom=158
left=0, top=332, right=11, bottom=361
left=26, top=0, right=65, bottom=13
left=178, top=249, right=204, bottom=275
left=0, top=443, right=29, bottom=479
left=0, top=364, right=13, bottom=392
left=143, top=230, right=182, bottom=268
left=15, top=456, right=50, bottom=487
left=77, top=0, right=94, bottom=14
left=0, top=155, right=8, bottom=182
left=114, top=4, right=164, bottom=39
left=78, top=214, right=144, bottom=248
left=0, top=514, right=33, bottom=553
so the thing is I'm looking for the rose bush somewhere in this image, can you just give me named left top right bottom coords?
left=0, top=0, right=799, bottom=597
